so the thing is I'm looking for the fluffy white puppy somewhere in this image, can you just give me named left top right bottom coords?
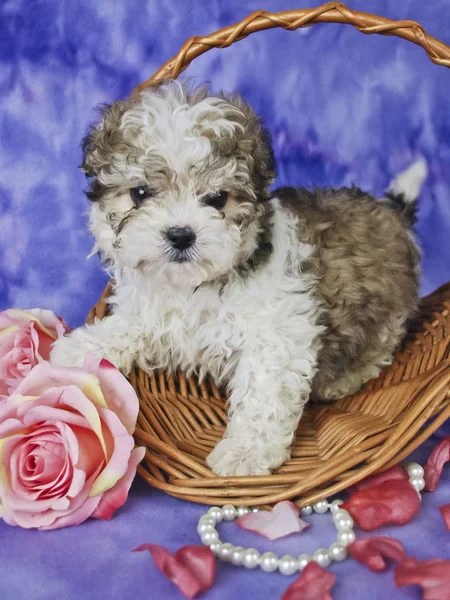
left=51, top=82, right=426, bottom=477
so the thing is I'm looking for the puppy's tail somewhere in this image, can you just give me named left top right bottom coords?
left=385, top=157, right=428, bottom=226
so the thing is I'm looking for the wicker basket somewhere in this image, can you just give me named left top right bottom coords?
left=88, top=3, right=450, bottom=508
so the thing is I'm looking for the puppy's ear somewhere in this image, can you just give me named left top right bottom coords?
left=225, top=95, right=276, bottom=201
left=80, top=100, right=131, bottom=177
left=251, top=123, right=276, bottom=200
left=80, top=123, right=100, bottom=178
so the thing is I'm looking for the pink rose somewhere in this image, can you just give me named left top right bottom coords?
left=0, top=308, right=70, bottom=395
left=0, top=355, right=145, bottom=530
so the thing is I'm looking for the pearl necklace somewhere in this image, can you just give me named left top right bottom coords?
left=197, top=462, right=425, bottom=576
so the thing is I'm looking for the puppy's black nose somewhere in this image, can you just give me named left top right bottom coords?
left=165, top=227, right=196, bottom=251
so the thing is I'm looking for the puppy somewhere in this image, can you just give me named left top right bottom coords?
left=51, top=82, right=426, bottom=477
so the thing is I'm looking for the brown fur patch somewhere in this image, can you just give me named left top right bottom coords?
left=81, top=84, right=276, bottom=205
left=276, top=186, right=420, bottom=401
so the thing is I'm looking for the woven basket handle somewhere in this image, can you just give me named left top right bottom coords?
left=134, top=1, right=450, bottom=93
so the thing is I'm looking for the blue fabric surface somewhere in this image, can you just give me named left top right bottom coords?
left=1, top=428, right=449, bottom=600
left=1, top=1, right=450, bottom=599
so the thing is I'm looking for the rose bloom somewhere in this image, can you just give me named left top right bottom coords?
left=0, top=308, right=70, bottom=395
left=0, top=355, right=145, bottom=530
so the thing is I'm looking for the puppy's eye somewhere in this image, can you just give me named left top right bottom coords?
left=130, top=186, right=153, bottom=206
left=204, top=191, right=228, bottom=210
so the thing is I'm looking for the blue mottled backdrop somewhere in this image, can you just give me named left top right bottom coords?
left=1, top=3, right=450, bottom=600
left=1, top=0, right=449, bottom=328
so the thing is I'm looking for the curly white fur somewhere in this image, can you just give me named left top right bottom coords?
left=52, top=202, right=323, bottom=476
left=51, top=83, right=423, bottom=477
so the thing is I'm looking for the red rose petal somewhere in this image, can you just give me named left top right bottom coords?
left=348, top=537, right=406, bottom=572
left=134, top=544, right=215, bottom=599
left=236, top=500, right=310, bottom=541
left=439, top=504, right=450, bottom=530
left=175, top=546, right=215, bottom=591
left=395, top=557, right=450, bottom=600
left=424, top=436, right=450, bottom=491
left=349, top=465, right=409, bottom=494
left=341, top=479, right=420, bottom=531
left=99, top=358, right=116, bottom=369
left=282, top=562, right=336, bottom=600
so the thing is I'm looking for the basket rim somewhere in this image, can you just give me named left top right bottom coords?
left=134, top=359, right=450, bottom=507
left=128, top=282, right=450, bottom=507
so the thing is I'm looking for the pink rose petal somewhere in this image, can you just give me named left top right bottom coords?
left=236, top=501, right=310, bottom=540
left=0, top=309, right=70, bottom=394
left=439, top=504, right=450, bottom=530
left=282, top=562, right=336, bottom=600
left=14, top=362, right=97, bottom=398
left=341, top=479, right=421, bottom=531
left=0, top=309, right=37, bottom=329
left=26, top=309, right=71, bottom=337
left=395, top=558, right=450, bottom=600
left=0, top=325, right=18, bottom=341
left=71, top=426, right=103, bottom=480
left=18, top=385, right=108, bottom=458
left=12, top=463, right=105, bottom=530
left=30, top=321, right=56, bottom=361
left=15, top=358, right=138, bottom=435
left=424, top=436, right=450, bottom=491
left=88, top=408, right=134, bottom=496
left=36, top=463, right=103, bottom=530
left=83, top=355, right=139, bottom=434
left=92, top=447, right=145, bottom=520
left=0, top=415, right=25, bottom=438
left=68, top=468, right=87, bottom=498
left=134, top=544, right=215, bottom=599
left=2, top=426, right=76, bottom=512
left=0, top=309, right=69, bottom=337
left=41, top=495, right=102, bottom=531
left=348, top=537, right=406, bottom=571
left=0, top=354, right=140, bottom=530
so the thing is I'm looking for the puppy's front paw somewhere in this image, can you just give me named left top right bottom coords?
left=206, top=437, right=290, bottom=477
left=50, top=334, right=95, bottom=368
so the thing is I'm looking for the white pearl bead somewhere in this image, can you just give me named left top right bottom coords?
left=198, top=515, right=216, bottom=527
left=251, top=508, right=260, bottom=513
left=329, top=500, right=344, bottom=514
left=405, top=463, right=424, bottom=478
left=329, top=542, right=347, bottom=562
left=243, top=548, right=260, bottom=569
left=201, top=529, right=219, bottom=545
left=230, top=546, right=245, bottom=566
left=278, top=555, right=298, bottom=576
left=237, top=507, right=250, bottom=517
left=334, top=513, right=354, bottom=530
left=300, top=505, right=313, bottom=516
left=332, top=509, right=351, bottom=522
left=298, top=554, right=312, bottom=570
left=409, top=475, right=425, bottom=492
left=337, top=528, right=356, bottom=546
left=313, top=500, right=329, bottom=514
left=314, top=548, right=331, bottom=568
left=199, top=525, right=216, bottom=534
left=197, top=522, right=216, bottom=534
left=222, top=504, right=237, bottom=521
left=210, top=542, right=223, bottom=555
left=260, top=552, right=279, bottom=573
left=218, top=542, right=234, bottom=562
left=207, top=506, right=224, bottom=523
